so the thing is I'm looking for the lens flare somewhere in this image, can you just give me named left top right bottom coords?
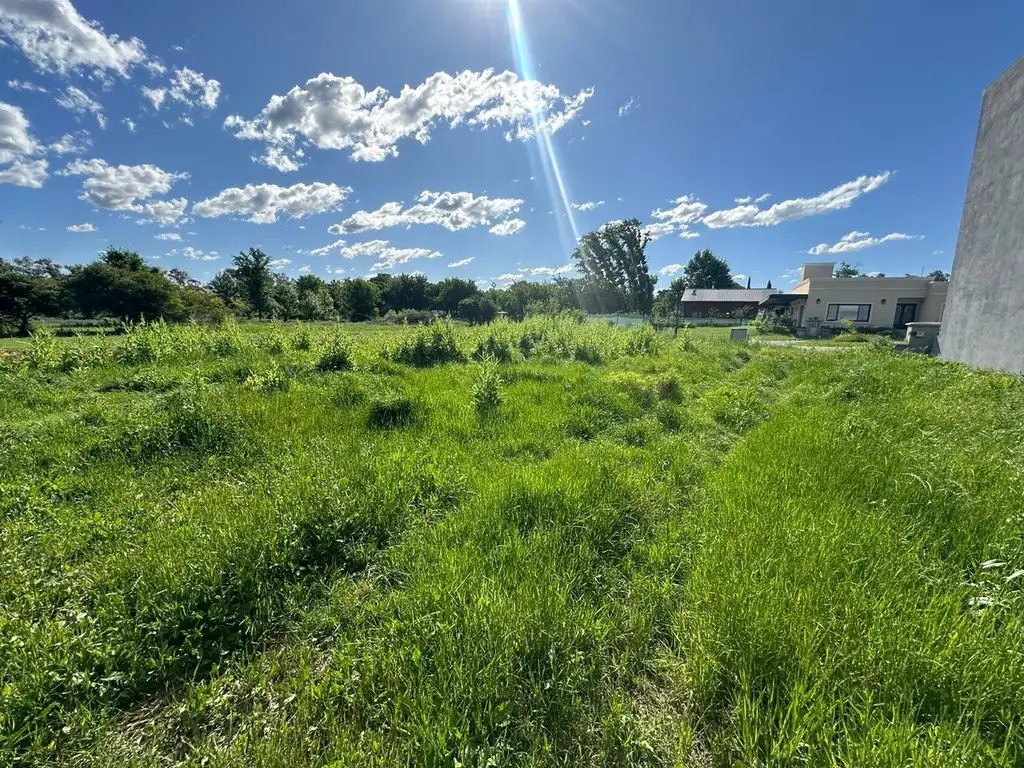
left=506, top=0, right=580, bottom=249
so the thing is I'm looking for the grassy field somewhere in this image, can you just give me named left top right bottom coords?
left=1, top=318, right=1022, bottom=767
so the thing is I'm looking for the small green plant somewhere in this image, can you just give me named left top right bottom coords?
left=316, top=335, right=353, bottom=373
left=291, top=323, right=313, bottom=351
left=368, top=386, right=421, bottom=429
left=471, top=358, right=504, bottom=414
left=242, top=365, right=290, bottom=394
left=656, top=374, right=683, bottom=402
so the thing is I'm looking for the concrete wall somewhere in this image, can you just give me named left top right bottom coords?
left=790, top=277, right=946, bottom=328
left=941, top=56, right=1024, bottom=373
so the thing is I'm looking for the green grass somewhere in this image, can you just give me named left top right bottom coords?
left=1, top=318, right=1022, bottom=767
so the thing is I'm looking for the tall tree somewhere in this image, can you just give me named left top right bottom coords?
left=0, top=258, right=65, bottom=335
left=681, top=249, right=737, bottom=289
left=833, top=261, right=861, bottom=278
left=434, top=277, right=479, bottom=315
left=766, top=280, right=772, bottom=290
left=572, top=219, right=656, bottom=316
left=167, top=268, right=200, bottom=288
left=382, top=273, right=432, bottom=313
left=746, top=276, right=752, bottom=289
left=233, top=248, right=273, bottom=320
left=66, top=252, right=176, bottom=321
left=928, top=270, right=950, bottom=282
left=338, top=279, right=378, bottom=321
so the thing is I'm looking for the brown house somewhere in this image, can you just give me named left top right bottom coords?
left=679, top=288, right=781, bottom=318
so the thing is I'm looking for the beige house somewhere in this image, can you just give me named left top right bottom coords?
left=761, top=263, right=949, bottom=333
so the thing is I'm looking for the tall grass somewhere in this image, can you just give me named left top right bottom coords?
left=1, top=323, right=1021, bottom=767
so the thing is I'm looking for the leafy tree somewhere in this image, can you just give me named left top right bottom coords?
left=338, top=279, right=378, bottom=321
left=66, top=249, right=177, bottom=321
left=434, top=277, right=479, bottom=315
left=175, top=287, right=228, bottom=323
left=167, top=268, right=201, bottom=288
left=270, top=274, right=299, bottom=320
left=746, top=276, right=752, bottom=289
left=834, top=261, right=861, bottom=278
left=209, top=269, right=243, bottom=304
left=233, top=248, right=273, bottom=320
left=382, top=274, right=432, bottom=313
left=100, top=247, right=148, bottom=271
left=297, top=285, right=336, bottom=321
left=929, top=270, right=950, bottom=282
left=295, top=274, right=326, bottom=295
left=0, top=258, right=65, bottom=335
left=766, top=280, right=772, bottom=290
left=457, top=294, right=498, bottom=325
left=681, top=249, right=737, bottom=289
left=572, top=219, right=656, bottom=316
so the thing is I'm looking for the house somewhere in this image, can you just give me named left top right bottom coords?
left=940, top=55, right=1024, bottom=374
left=679, top=288, right=781, bottom=319
left=760, top=262, right=949, bottom=333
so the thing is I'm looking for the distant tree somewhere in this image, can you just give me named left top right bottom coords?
left=572, top=219, right=656, bottom=316
left=434, top=277, right=479, bottom=315
left=167, top=268, right=200, bottom=288
left=269, top=274, right=299, bottom=321
left=66, top=249, right=176, bottom=321
left=175, top=287, right=228, bottom=323
left=100, top=247, right=148, bottom=271
left=209, top=269, right=243, bottom=304
left=338, top=278, right=378, bottom=321
left=681, top=249, right=737, bottom=289
left=929, top=270, right=950, bottom=282
left=833, top=261, right=861, bottom=278
left=746, top=276, right=752, bottom=289
left=233, top=248, right=273, bottom=320
left=457, top=294, right=498, bottom=325
left=766, top=280, right=773, bottom=290
left=382, top=273, right=432, bottom=313
left=0, top=258, right=65, bottom=335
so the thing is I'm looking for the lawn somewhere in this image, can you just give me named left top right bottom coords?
left=1, top=318, right=1022, bottom=767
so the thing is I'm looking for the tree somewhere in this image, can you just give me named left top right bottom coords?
left=382, top=273, right=432, bottom=313
left=100, top=247, right=148, bottom=271
left=766, top=280, right=772, bottom=290
left=269, top=274, right=299, bottom=320
left=337, top=279, right=378, bottom=321
left=681, top=249, right=737, bottom=289
left=0, top=258, right=65, bottom=335
left=434, top=277, right=479, bottom=315
left=233, top=248, right=273, bottom=320
left=572, top=219, right=656, bottom=316
left=167, top=268, right=200, bottom=288
left=834, top=261, right=860, bottom=278
left=929, top=270, right=950, bottom=282
left=746, top=276, right=752, bottom=289
left=175, top=287, right=228, bottom=323
left=66, top=249, right=177, bottom=321
left=457, top=294, right=497, bottom=325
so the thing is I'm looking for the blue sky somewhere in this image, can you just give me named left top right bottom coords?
left=1, top=0, right=1022, bottom=289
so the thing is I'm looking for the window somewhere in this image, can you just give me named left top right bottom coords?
left=826, top=303, right=871, bottom=322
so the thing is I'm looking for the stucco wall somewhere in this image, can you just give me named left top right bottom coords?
left=941, top=56, right=1024, bottom=373
left=796, top=277, right=945, bottom=328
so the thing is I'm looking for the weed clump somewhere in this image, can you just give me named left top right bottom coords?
left=316, top=335, right=353, bottom=373
left=471, top=359, right=504, bottom=414
left=384, top=321, right=465, bottom=367
left=368, top=385, right=422, bottom=429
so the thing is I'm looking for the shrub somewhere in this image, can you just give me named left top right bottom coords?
left=242, top=365, right=290, bottom=394
left=380, top=309, right=435, bottom=325
left=385, top=321, right=466, bottom=367
left=368, top=387, right=421, bottom=429
left=623, top=324, right=661, bottom=357
left=291, top=323, right=313, bottom=351
left=656, top=374, right=683, bottom=402
left=471, top=359, right=504, bottom=414
left=316, top=335, right=353, bottom=373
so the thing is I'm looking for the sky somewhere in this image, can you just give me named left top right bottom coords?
left=1, top=0, right=1022, bottom=290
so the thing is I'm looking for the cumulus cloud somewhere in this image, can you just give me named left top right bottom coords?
left=183, top=246, right=218, bottom=261
left=224, top=69, right=593, bottom=164
left=65, top=222, right=94, bottom=232
left=807, top=230, right=921, bottom=256
left=641, top=221, right=675, bottom=242
left=142, top=86, right=165, bottom=110
left=703, top=173, right=891, bottom=228
left=734, top=193, right=770, bottom=204
left=572, top=200, right=604, bottom=211
left=122, top=117, right=135, bottom=132
left=448, top=257, right=474, bottom=268
left=0, top=0, right=147, bottom=76
left=522, top=264, right=574, bottom=277
left=330, top=191, right=522, bottom=235
left=650, top=194, right=708, bottom=228
left=269, top=258, right=290, bottom=269
left=55, top=86, right=105, bottom=128
left=154, top=232, right=181, bottom=241
left=145, top=67, right=220, bottom=115
left=306, top=239, right=346, bottom=257
left=679, top=228, right=700, bottom=239
left=489, top=218, right=526, bottom=236
left=337, top=239, right=442, bottom=271
left=297, top=264, right=311, bottom=273
left=192, top=182, right=351, bottom=224
left=254, top=146, right=302, bottom=172
left=58, top=157, right=189, bottom=222
left=0, top=157, right=47, bottom=186
left=659, top=264, right=683, bottom=276
left=48, top=131, right=88, bottom=154
left=0, top=101, right=43, bottom=163
left=755, top=193, right=771, bottom=203
left=7, top=78, right=46, bottom=92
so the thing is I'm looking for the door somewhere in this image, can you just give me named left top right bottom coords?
left=893, top=303, right=917, bottom=329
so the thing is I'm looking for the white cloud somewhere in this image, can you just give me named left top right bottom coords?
left=679, top=228, right=700, bottom=239
left=489, top=218, right=526, bottom=236
left=755, top=193, right=771, bottom=203
left=618, top=97, right=635, bottom=117
left=659, top=264, right=683, bottom=276
left=338, top=239, right=442, bottom=271
left=734, top=196, right=751, bottom=204
left=224, top=69, right=592, bottom=163
left=254, top=146, right=302, bottom=172
left=651, top=195, right=708, bottom=229
left=307, top=238, right=346, bottom=257
left=523, top=264, right=574, bottom=277
left=48, top=130, right=88, bottom=154
left=448, top=257, right=474, bottom=268
left=733, top=274, right=747, bottom=281
left=0, top=101, right=42, bottom=162
left=0, top=158, right=47, bottom=186
left=571, top=200, right=604, bottom=211
left=192, top=182, right=351, bottom=224
left=641, top=221, right=675, bottom=242
left=59, top=158, right=188, bottom=221
left=703, top=172, right=891, bottom=228
left=807, top=230, right=921, bottom=256
left=171, top=44, right=183, bottom=52
left=269, top=258, right=290, bottom=269
left=183, top=246, right=218, bottom=261
left=55, top=86, right=105, bottom=128
left=331, top=191, right=521, bottom=235
left=144, top=58, right=166, bottom=76
left=65, top=222, right=94, bottom=232
left=298, top=264, right=311, bottom=273
left=122, top=117, right=135, bottom=132
left=735, top=193, right=771, bottom=204
left=136, top=197, right=188, bottom=226
left=167, top=67, right=220, bottom=110
left=7, top=78, right=46, bottom=92
left=154, top=232, right=181, bottom=241
left=932, top=250, right=944, bottom=256
left=142, top=86, right=166, bottom=110
left=0, top=0, right=147, bottom=76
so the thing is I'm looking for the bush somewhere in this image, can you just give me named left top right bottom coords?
left=656, top=374, right=683, bottom=402
left=385, top=321, right=466, bottom=367
left=471, top=359, right=504, bottom=414
left=380, top=309, right=435, bottom=325
left=623, top=324, right=661, bottom=357
left=316, top=335, right=353, bottom=373
left=368, top=386, right=422, bottom=429
left=291, top=323, right=313, bottom=351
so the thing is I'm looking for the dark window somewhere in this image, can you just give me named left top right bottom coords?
left=826, top=303, right=871, bottom=322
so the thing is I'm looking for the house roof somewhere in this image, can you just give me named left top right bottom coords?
left=759, top=293, right=806, bottom=307
left=680, top=288, right=781, bottom=303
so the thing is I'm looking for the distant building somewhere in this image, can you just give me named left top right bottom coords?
left=679, top=288, right=780, bottom=319
left=760, top=263, right=948, bottom=333
left=940, top=55, right=1024, bottom=374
